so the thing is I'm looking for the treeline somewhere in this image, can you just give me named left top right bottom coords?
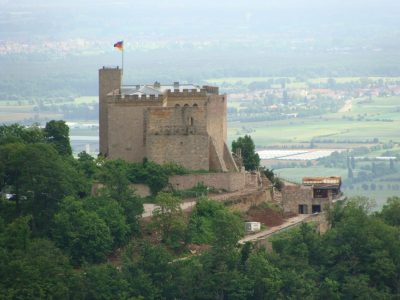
left=228, top=96, right=343, bottom=123
left=1, top=122, right=400, bottom=299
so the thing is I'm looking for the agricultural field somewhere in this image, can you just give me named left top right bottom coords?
left=227, top=95, right=400, bottom=147
left=274, top=167, right=348, bottom=184
left=275, top=165, right=400, bottom=209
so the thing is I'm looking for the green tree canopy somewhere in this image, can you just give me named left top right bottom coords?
left=52, top=197, right=113, bottom=265
left=0, top=142, right=89, bottom=233
left=232, top=135, right=260, bottom=170
left=44, top=120, right=72, bottom=156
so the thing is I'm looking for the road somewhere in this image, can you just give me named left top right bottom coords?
left=339, top=99, right=353, bottom=113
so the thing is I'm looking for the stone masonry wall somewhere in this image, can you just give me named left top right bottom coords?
left=99, top=68, right=121, bottom=156
left=281, top=185, right=313, bottom=214
left=107, top=103, right=147, bottom=162
left=145, top=106, right=209, bottom=170
left=206, top=94, right=227, bottom=157
left=282, top=184, right=334, bottom=215
left=169, top=172, right=246, bottom=192
left=225, top=189, right=273, bottom=212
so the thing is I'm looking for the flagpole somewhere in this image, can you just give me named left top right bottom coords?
left=121, top=42, right=124, bottom=88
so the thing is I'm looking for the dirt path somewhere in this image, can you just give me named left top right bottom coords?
left=142, top=186, right=261, bottom=218
left=339, top=99, right=353, bottom=113
left=239, top=214, right=310, bottom=244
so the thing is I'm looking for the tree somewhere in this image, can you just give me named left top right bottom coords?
left=0, top=123, right=44, bottom=145
left=44, top=120, right=72, bottom=156
left=347, top=167, right=353, bottom=179
left=0, top=143, right=89, bottom=232
left=52, top=197, right=113, bottom=265
left=151, top=192, right=186, bottom=250
left=0, top=238, right=73, bottom=299
left=77, top=151, right=97, bottom=179
left=97, top=159, right=144, bottom=233
left=82, top=263, right=129, bottom=300
left=378, top=197, right=400, bottom=226
left=187, top=198, right=228, bottom=244
left=83, top=196, right=130, bottom=247
left=231, top=135, right=260, bottom=170
left=389, top=159, right=395, bottom=171
left=350, top=156, right=356, bottom=169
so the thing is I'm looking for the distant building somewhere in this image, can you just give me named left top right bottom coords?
left=99, top=67, right=238, bottom=172
left=281, top=176, right=342, bottom=215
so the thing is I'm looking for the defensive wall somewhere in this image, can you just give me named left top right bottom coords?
left=169, top=172, right=246, bottom=192
left=222, top=189, right=273, bottom=212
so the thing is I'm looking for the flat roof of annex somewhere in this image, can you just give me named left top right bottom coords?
left=302, top=176, right=342, bottom=185
left=120, top=82, right=219, bottom=97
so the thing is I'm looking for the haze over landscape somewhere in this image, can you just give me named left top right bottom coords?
left=1, top=1, right=400, bottom=298
left=1, top=0, right=400, bottom=97
left=2, top=0, right=400, bottom=203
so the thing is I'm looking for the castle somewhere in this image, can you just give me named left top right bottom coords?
left=99, top=67, right=238, bottom=172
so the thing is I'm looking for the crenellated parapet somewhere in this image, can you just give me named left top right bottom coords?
left=165, top=89, right=207, bottom=97
left=107, top=90, right=165, bottom=105
left=202, top=85, right=219, bottom=94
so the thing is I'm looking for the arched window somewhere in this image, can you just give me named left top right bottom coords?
left=193, top=103, right=198, bottom=107
left=175, top=104, right=180, bottom=107
left=184, top=103, right=189, bottom=107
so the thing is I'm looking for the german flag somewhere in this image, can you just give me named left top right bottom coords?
left=114, top=41, right=123, bottom=51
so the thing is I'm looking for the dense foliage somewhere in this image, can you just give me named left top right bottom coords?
left=232, top=135, right=260, bottom=171
left=1, top=123, right=400, bottom=299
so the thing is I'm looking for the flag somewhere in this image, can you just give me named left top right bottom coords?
left=114, top=41, right=123, bottom=51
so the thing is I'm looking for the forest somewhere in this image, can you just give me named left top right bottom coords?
left=0, top=122, right=400, bottom=299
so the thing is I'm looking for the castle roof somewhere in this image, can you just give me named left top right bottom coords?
left=121, top=83, right=202, bottom=96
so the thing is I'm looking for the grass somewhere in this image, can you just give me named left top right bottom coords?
left=74, top=96, right=98, bottom=104
left=274, top=167, right=348, bottom=183
left=228, top=95, right=400, bottom=147
left=275, top=166, right=399, bottom=209
left=343, top=187, right=398, bottom=210
left=207, top=76, right=400, bottom=86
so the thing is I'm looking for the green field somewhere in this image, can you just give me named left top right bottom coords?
left=74, top=96, right=98, bottom=104
left=275, top=166, right=399, bottom=209
left=228, top=96, right=400, bottom=147
left=274, top=167, right=348, bottom=183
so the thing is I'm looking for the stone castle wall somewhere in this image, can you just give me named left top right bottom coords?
left=206, top=94, right=227, bottom=157
left=225, top=189, right=273, bottom=212
left=99, top=67, right=237, bottom=173
left=169, top=172, right=246, bottom=192
left=99, top=68, right=122, bottom=156
left=145, top=106, right=210, bottom=170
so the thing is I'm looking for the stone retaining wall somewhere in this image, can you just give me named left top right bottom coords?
left=169, top=172, right=246, bottom=192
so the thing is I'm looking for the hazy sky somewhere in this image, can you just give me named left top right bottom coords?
left=1, top=0, right=399, bottom=42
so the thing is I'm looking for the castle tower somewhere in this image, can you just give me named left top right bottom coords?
left=98, top=72, right=238, bottom=172
left=99, top=67, right=122, bottom=156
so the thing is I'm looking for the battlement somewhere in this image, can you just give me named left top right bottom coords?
left=107, top=89, right=165, bottom=104
left=202, top=85, right=219, bottom=94
left=101, top=66, right=121, bottom=70
left=165, top=89, right=207, bottom=97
